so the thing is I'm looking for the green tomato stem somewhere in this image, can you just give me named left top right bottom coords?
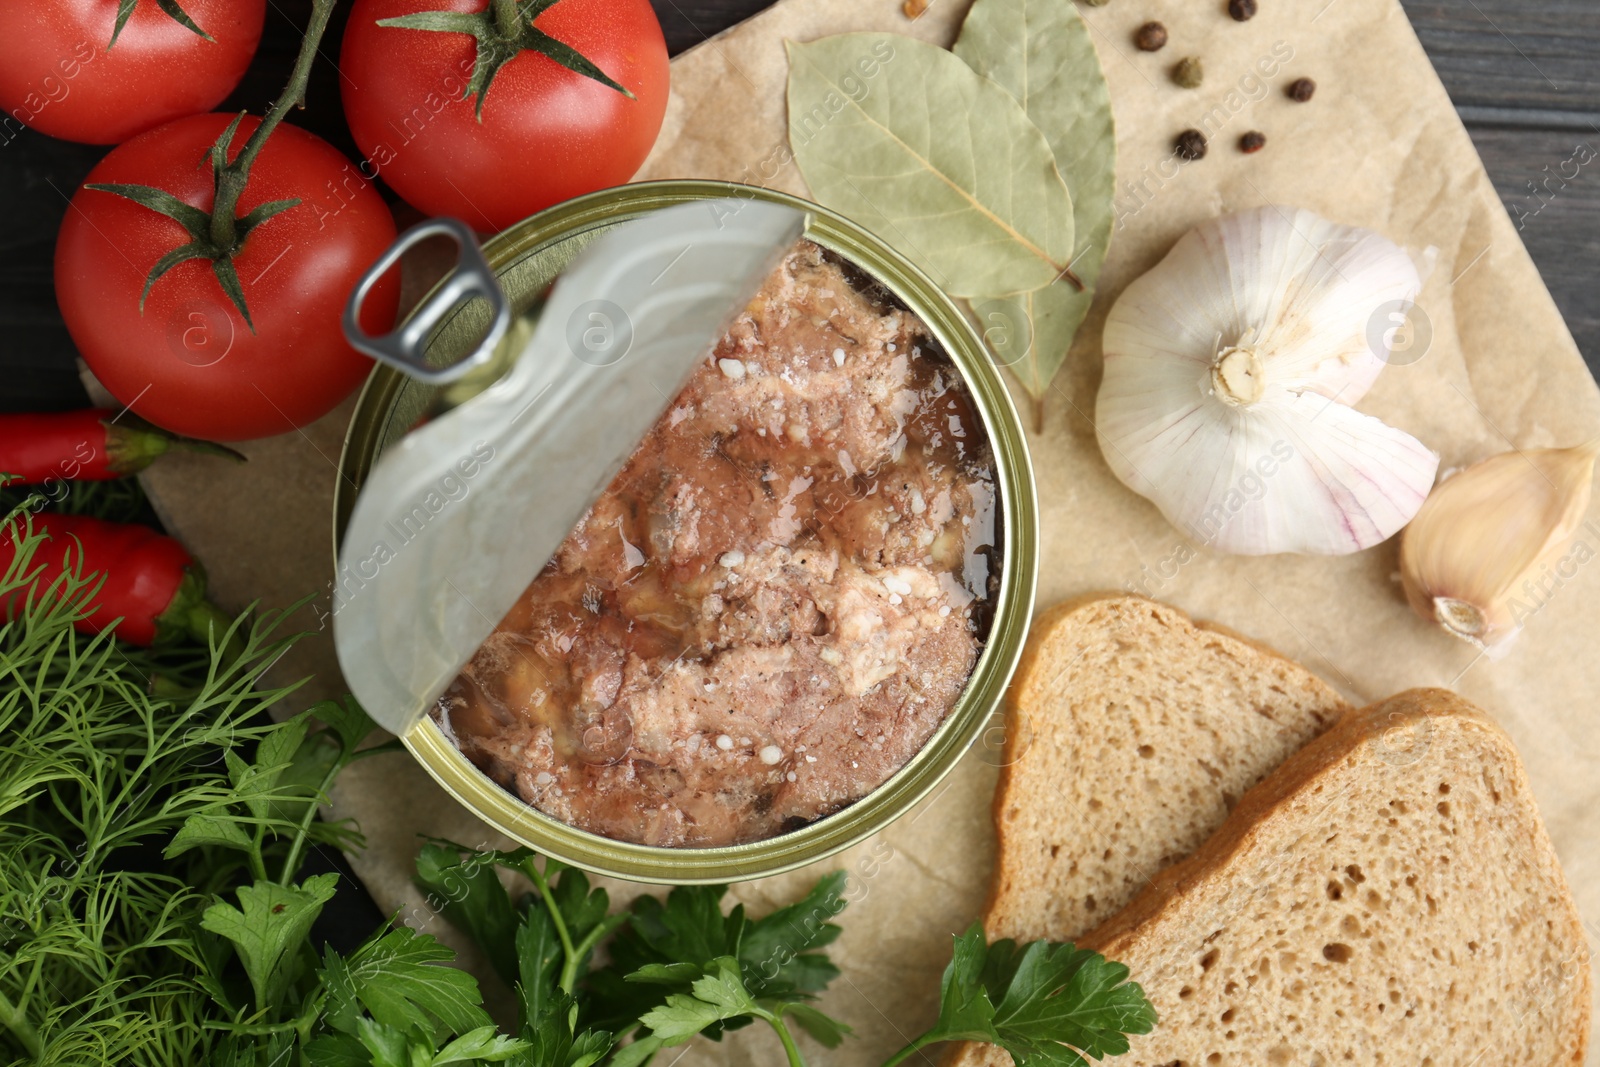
left=209, top=0, right=339, bottom=251
left=491, top=0, right=525, bottom=38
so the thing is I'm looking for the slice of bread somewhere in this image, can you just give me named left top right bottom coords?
left=984, top=595, right=1349, bottom=945
left=1083, top=688, right=1592, bottom=1066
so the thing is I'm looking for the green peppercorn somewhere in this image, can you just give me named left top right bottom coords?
left=1172, top=56, right=1204, bottom=88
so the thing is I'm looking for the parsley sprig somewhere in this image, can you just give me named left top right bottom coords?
left=881, top=926, right=1158, bottom=1067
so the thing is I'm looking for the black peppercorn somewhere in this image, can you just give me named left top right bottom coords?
left=1174, top=129, right=1207, bottom=161
left=1239, top=130, right=1267, bottom=153
left=1134, top=21, right=1168, bottom=51
left=1287, top=76, right=1316, bottom=102
left=1228, top=0, right=1258, bottom=20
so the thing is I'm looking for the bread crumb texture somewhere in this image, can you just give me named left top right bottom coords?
left=1083, top=688, right=1591, bottom=1066
left=985, top=596, right=1348, bottom=943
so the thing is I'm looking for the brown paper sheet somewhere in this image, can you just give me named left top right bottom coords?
left=117, top=0, right=1600, bottom=1061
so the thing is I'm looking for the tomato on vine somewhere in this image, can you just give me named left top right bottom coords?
left=339, top=0, right=670, bottom=233
left=0, top=0, right=266, bottom=145
left=53, top=0, right=399, bottom=442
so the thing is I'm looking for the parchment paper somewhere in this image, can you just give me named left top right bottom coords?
left=119, top=0, right=1600, bottom=1061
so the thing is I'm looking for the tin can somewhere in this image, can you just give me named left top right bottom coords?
left=335, top=180, right=1038, bottom=883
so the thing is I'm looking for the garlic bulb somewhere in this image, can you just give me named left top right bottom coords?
left=1399, top=442, right=1599, bottom=653
left=1096, top=206, right=1439, bottom=555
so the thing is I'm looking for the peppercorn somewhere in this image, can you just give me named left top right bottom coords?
left=1239, top=130, right=1267, bottom=153
left=901, top=0, right=929, bottom=18
left=1134, top=21, right=1168, bottom=51
left=1171, top=56, right=1204, bottom=88
left=1174, top=129, right=1207, bottom=161
left=1228, top=0, right=1258, bottom=20
left=1287, top=76, right=1317, bottom=102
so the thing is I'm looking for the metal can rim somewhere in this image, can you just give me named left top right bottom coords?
left=334, top=180, right=1039, bottom=884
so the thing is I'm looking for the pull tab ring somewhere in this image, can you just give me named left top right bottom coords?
left=342, top=217, right=512, bottom=385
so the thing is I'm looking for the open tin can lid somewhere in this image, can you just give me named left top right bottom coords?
left=333, top=198, right=805, bottom=735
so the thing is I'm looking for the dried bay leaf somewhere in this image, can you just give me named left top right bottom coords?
left=955, top=0, right=1117, bottom=421
left=786, top=33, right=1075, bottom=299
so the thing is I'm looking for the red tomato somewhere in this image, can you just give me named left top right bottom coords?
left=55, top=113, right=400, bottom=441
left=339, top=0, right=669, bottom=233
left=0, top=0, right=266, bottom=145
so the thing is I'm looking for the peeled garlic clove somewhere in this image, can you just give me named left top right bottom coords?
left=1398, top=442, right=1600, bottom=652
left=1097, top=206, right=1439, bottom=555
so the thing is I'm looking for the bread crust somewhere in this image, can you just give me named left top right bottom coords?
left=960, top=600, right=1589, bottom=1067
left=1082, top=687, right=1592, bottom=1064
left=951, top=594, right=1352, bottom=1067
left=981, top=592, right=1348, bottom=929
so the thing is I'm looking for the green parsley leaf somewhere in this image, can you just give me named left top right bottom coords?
left=739, top=870, right=846, bottom=997
left=624, top=962, right=703, bottom=985
left=637, top=994, right=725, bottom=1045
left=515, top=906, right=564, bottom=1034
left=518, top=990, right=612, bottom=1067
left=432, top=1024, right=531, bottom=1064
left=985, top=938, right=1157, bottom=1063
left=163, top=812, right=252, bottom=858
left=354, top=1016, right=411, bottom=1067
left=779, top=1001, right=853, bottom=1050
left=223, top=746, right=280, bottom=821
left=627, top=885, right=744, bottom=966
left=310, top=695, right=383, bottom=754
left=319, top=927, right=494, bottom=1040
left=686, top=956, right=764, bottom=1017
left=303, top=1032, right=372, bottom=1067
left=637, top=957, right=764, bottom=1045
left=928, top=924, right=1000, bottom=1043
left=254, top=713, right=311, bottom=782
left=604, top=1034, right=664, bottom=1067
left=914, top=924, right=1157, bottom=1066
left=415, top=842, right=523, bottom=986
left=584, top=885, right=744, bottom=1032
left=586, top=875, right=851, bottom=1046
left=200, top=872, right=338, bottom=1011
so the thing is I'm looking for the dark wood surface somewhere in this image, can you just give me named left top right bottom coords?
left=1, top=0, right=1597, bottom=414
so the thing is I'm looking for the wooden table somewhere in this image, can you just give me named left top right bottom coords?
left=2, top=0, right=1596, bottom=413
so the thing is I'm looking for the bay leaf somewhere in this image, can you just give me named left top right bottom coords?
left=954, top=0, right=1117, bottom=419
left=786, top=33, right=1075, bottom=299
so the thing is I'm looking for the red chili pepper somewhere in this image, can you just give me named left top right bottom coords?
left=0, top=511, right=234, bottom=650
left=0, top=408, right=243, bottom=486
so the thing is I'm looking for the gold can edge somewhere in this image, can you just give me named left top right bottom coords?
left=333, top=180, right=1040, bottom=884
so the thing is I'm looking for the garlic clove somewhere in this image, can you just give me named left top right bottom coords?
left=1096, top=206, right=1435, bottom=555
left=1398, top=441, right=1600, bottom=652
left=1098, top=388, right=1439, bottom=555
